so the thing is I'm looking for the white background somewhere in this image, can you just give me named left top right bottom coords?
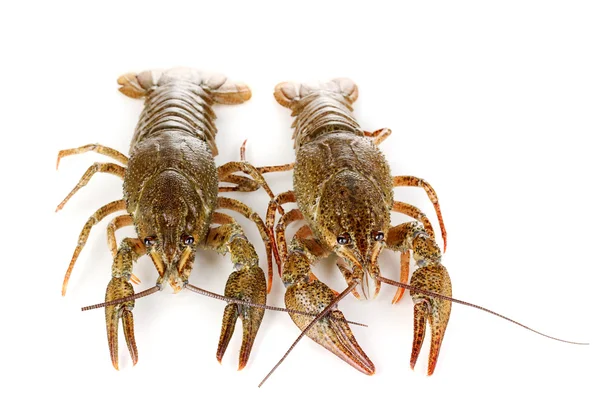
left=1, top=1, right=598, bottom=412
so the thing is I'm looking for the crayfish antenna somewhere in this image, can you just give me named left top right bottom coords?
left=182, top=283, right=367, bottom=327
left=81, top=286, right=160, bottom=311
left=376, top=275, right=589, bottom=346
left=83, top=282, right=367, bottom=326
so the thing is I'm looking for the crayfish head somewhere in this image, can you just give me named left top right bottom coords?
left=135, top=170, right=210, bottom=292
left=317, top=170, right=390, bottom=299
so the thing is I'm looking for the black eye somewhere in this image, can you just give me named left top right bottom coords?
left=144, top=237, right=156, bottom=247
left=374, top=232, right=384, bottom=241
left=337, top=234, right=350, bottom=245
left=182, top=235, right=195, bottom=246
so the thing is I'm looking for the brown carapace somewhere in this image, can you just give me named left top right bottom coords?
left=56, top=68, right=274, bottom=370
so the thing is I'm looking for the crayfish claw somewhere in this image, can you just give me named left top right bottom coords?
left=105, top=277, right=137, bottom=370
left=216, top=304, right=237, bottom=365
left=409, top=264, right=452, bottom=375
left=122, top=309, right=138, bottom=366
left=216, top=266, right=267, bottom=370
left=285, top=278, right=375, bottom=375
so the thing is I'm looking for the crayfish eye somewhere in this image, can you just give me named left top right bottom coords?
left=337, top=233, right=351, bottom=245
left=144, top=236, right=156, bottom=247
left=182, top=235, right=195, bottom=246
left=374, top=231, right=385, bottom=242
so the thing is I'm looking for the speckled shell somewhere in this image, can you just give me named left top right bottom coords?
left=289, top=91, right=395, bottom=246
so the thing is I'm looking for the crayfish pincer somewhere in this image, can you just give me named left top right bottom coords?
left=56, top=68, right=275, bottom=370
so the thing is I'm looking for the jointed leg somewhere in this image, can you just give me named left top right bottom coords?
left=274, top=209, right=330, bottom=285
left=210, top=211, right=235, bottom=225
left=256, top=163, right=295, bottom=174
left=286, top=223, right=334, bottom=292
left=286, top=224, right=329, bottom=277
left=217, top=161, right=278, bottom=200
left=387, top=221, right=442, bottom=265
left=219, top=174, right=260, bottom=193
left=266, top=190, right=296, bottom=270
left=393, top=175, right=447, bottom=251
left=204, top=220, right=259, bottom=270
left=204, top=217, right=267, bottom=370
left=56, top=162, right=126, bottom=212
left=61, top=199, right=126, bottom=296
left=107, top=215, right=133, bottom=257
left=393, top=201, right=435, bottom=239
left=267, top=191, right=296, bottom=231
left=238, top=139, right=295, bottom=174
left=106, top=214, right=141, bottom=285
left=56, top=144, right=128, bottom=169
left=217, top=197, right=274, bottom=293
left=274, top=208, right=304, bottom=264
